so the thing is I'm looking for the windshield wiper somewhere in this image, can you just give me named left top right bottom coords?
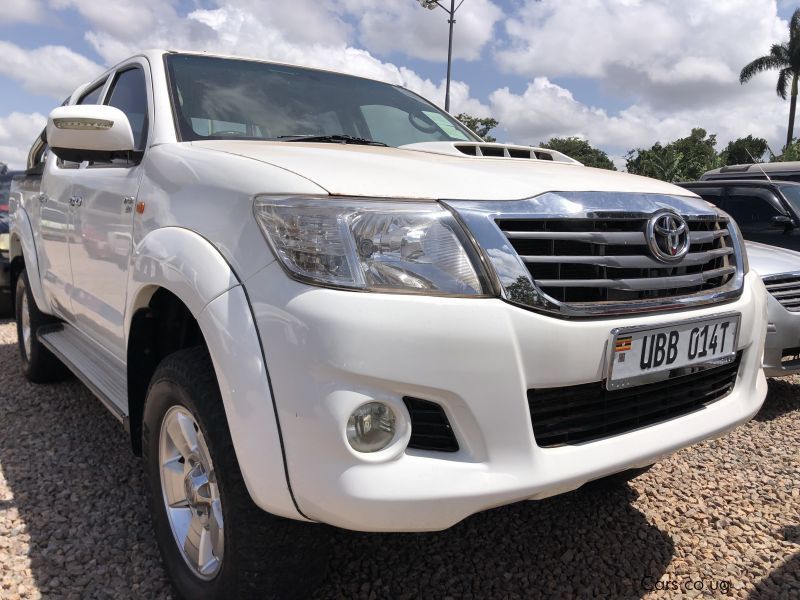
left=277, top=134, right=387, bottom=146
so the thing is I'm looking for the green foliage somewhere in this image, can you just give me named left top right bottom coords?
left=720, top=136, right=769, bottom=165
left=625, top=128, right=721, bottom=182
left=740, top=8, right=800, bottom=146
left=456, top=113, right=498, bottom=142
left=538, top=137, right=616, bottom=170
left=769, top=139, right=800, bottom=162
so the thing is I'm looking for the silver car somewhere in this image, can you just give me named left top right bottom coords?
left=747, top=241, right=800, bottom=376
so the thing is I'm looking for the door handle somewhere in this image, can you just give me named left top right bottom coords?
left=69, top=195, right=83, bottom=207
left=38, top=192, right=47, bottom=204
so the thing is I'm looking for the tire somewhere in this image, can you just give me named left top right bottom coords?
left=142, top=347, right=329, bottom=600
left=15, top=269, right=68, bottom=383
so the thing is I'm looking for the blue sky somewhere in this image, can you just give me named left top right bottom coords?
left=1, top=1, right=798, bottom=168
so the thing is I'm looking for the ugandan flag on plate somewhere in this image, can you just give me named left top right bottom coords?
left=615, top=336, right=633, bottom=353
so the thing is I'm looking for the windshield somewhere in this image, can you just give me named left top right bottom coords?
left=165, top=54, right=479, bottom=147
left=779, top=184, right=800, bottom=215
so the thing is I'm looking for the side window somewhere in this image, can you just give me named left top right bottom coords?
left=78, top=80, right=106, bottom=105
left=723, top=190, right=784, bottom=236
left=105, top=68, right=149, bottom=151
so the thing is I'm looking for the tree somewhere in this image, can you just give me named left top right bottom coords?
left=538, top=137, right=616, bottom=170
left=719, top=135, right=769, bottom=165
left=770, top=138, right=800, bottom=162
left=740, top=8, right=800, bottom=150
left=670, top=128, right=720, bottom=180
left=625, top=143, right=685, bottom=182
left=456, top=113, right=499, bottom=142
left=624, top=128, right=720, bottom=182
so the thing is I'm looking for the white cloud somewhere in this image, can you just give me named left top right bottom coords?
left=2, top=0, right=796, bottom=174
left=342, top=0, right=503, bottom=62
left=49, top=0, right=163, bottom=38
left=489, top=76, right=789, bottom=165
left=2, top=0, right=44, bottom=24
left=79, top=2, right=487, bottom=113
left=497, top=0, right=787, bottom=110
left=0, top=41, right=103, bottom=99
left=0, top=112, right=46, bottom=170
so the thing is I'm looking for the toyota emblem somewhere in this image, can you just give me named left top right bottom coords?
left=646, top=212, right=690, bottom=263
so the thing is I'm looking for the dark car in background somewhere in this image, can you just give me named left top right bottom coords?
left=0, top=164, right=18, bottom=317
left=701, top=161, right=800, bottom=183
left=678, top=179, right=800, bottom=252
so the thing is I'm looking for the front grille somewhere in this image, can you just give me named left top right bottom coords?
left=496, top=216, right=736, bottom=305
left=403, top=397, right=459, bottom=452
left=528, top=354, right=741, bottom=447
left=763, top=274, right=800, bottom=311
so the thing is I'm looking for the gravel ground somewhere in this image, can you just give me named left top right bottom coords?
left=0, top=318, right=798, bottom=599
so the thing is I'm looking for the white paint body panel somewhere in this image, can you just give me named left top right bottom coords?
left=246, top=265, right=767, bottom=531
left=746, top=241, right=800, bottom=376
left=191, top=140, right=691, bottom=200
left=9, top=49, right=769, bottom=531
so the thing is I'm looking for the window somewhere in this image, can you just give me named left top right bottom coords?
left=165, top=53, right=478, bottom=146
left=723, top=190, right=784, bottom=236
left=105, top=68, right=148, bottom=150
left=360, top=105, right=469, bottom=145
left=78, top=80, right=106, bottom=105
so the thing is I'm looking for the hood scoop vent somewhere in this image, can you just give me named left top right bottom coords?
left=400, top=141, right=582, bottom=164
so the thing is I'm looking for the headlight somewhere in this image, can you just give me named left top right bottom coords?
left=254, top=196, right=488, bottom=295
left=0, top=233, right=9, bottom=252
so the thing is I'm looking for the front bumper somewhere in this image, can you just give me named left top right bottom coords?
left=245, top=265, right=767, bottom=532
left=763, top=292, right=800, bottom=376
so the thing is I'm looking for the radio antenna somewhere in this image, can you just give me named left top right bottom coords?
left=745, top=148, right=772, bottom=181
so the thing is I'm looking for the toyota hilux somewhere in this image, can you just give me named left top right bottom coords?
left=7, top=50, right=768, bottom=599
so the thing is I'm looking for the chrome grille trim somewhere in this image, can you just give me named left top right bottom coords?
left=763, top=272, right=800, bottom=312
left=445, top=192, right=746, bottom=318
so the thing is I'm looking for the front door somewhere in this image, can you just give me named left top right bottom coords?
left=37, top=152, right=76, bottom=320
left=69, top=65, right=149, bottom=359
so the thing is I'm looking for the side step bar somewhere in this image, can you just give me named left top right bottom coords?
left=38, top=323, right=129, bottom=430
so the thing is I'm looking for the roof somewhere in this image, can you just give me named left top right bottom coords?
left=703, top=161, right=800, bottom=176
left=679, top=179, right=800, bottom=188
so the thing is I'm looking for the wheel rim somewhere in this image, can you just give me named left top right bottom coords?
left=20, top=292, right=32, bottom=359
left=159, top=406, right=224, bottom=580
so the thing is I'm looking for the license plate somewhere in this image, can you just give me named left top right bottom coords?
left=607, top=313, right=740, bottom=390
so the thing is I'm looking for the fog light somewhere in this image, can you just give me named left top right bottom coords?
left=346, top=402, right=396, bottom=453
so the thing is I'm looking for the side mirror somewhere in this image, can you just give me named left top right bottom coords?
left=771, top=214, right=795, bottom=228
left=46, top=105, right=135, bottom=163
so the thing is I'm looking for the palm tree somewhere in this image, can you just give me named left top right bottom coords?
left=740, top=9, right=800, bottom=151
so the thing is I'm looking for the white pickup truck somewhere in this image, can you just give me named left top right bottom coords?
left=8, top=50, right=768, bottom=599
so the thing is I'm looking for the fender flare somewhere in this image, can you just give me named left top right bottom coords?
left=10, top=205, right=48, bottom=311
left=127, top=227, right=304, bottom=521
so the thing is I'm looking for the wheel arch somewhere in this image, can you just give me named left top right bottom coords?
left=9, top=207, right=48, bottom=312
left=125, top=227, right=303, bottom=520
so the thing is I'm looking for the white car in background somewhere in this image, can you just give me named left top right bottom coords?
left=7, top=50, right=768, bottom=598
left=746, top=241, right=800, bottom=376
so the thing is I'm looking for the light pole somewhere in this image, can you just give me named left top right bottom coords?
left=418, top=0, right=465, bottom=113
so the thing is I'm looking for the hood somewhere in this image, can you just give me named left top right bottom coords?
left=191, top=140, right=694, bottom=201
left=745, top=241, right=800, bottom=277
